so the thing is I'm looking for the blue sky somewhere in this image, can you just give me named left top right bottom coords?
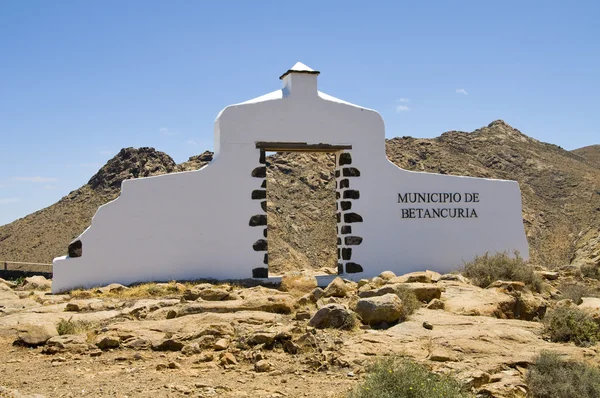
left=1, top=1, right=599, bottom=226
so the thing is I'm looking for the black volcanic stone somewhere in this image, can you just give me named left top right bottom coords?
left=251, top=167, right=266, bottom=178
left=253, top=239, right=268, bottom=251
left=342, top=248, right=352, bottom=260
left=341, top=225, right=351, bottom=234
left=252, top=190, right=266, bottom=200
left=252, top=267, right=268, bottom=278
left=339, top=153, right=352, bottom=166
left=344, top=213, right=363, bottom=223
left=342, top=167, right=360, bottom=177
left=340, top=201, right=352, bottom=211
left=249, top=214, right=267, bottom=226
left=345, top=236, right=363, bottom=245
left=68, top=240, right=82, bottom=258
left=343, top=190, right=360, bottom=200
left=346, top=263, right=363, bottom=273
left=340, top=179, right=349, bottom=189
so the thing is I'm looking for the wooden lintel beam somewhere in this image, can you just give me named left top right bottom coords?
left=255, top=142, right=352, bottom=152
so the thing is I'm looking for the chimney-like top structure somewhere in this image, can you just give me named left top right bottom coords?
left=280, top=62, right=319, bottom=98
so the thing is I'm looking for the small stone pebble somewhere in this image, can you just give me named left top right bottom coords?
left=423, top=321, right=433, bottom=330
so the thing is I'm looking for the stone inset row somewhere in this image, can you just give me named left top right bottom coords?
left=250, top=149, right=269, bottom=277
left=335, top=152, right=363, bottom=275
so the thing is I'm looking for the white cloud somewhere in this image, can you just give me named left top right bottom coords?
left=396, top=105, right=410, bottom=112
left=456, top=88, right=468, bottom=95
left=187, top=139, right=198, bottom=146
left=13, top=176, right=58, bottom=183
left=398, top=98, right=410, bottom=103
left=0, top=197, right=20, bottom=204
left=160, top=127, right=178, bottom=136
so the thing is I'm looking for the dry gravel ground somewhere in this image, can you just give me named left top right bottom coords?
left=2, top=270, right=600, bottom=398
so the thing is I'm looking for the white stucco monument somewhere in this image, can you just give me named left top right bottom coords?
left=52, top=62, right=529, bottom=293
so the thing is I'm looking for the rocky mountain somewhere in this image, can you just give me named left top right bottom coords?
left=0, top=121, right=598, bottom=272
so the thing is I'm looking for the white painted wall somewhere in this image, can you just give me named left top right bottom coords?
left=52, top=63, right=529, bottom=293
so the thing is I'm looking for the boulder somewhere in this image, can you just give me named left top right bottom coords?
left=182, top=284, right=214, bottom=301
left=439, top=273, right=470, bottom=284
left=0, top=283, right=18, bottom=300
left=442, top=280, right=546, bottom=320
left=355, top=294, right=404, bottom=325
left=0, top=278, right=17, bottom=288
left=213, top=338, right=229, bottom=350
left=151, top=338, right=184, bottom=351
left=96, top=334, right=121, bottom=350
left=403, top=283, right=442, bottom=303
left=178, top=295, right=294, bottom=316
left=308, top=304, right=356, bottom=330
left=16, top=323, right=58, bottom=346
left=95, top=283, right=129, bottom=294
left=427, top=298, right=445, bottom=310
left=43, top=334, right=90, bottom=354
left=196, top=288, right=230, bottom=301
left=378, top=271, right=396, bottom=281
left=487, top=280, right=526, bottom=292
left=390, top=271, right=433, bottom=284
left=536, top=271, right=559, bottom=281
left=323, top=277, right=350, bottom=298
left=22, top=276, right=52, bottom=291
left=219, top=352, right=237, bottom=366
left=254, top=360, right=273, bottom=372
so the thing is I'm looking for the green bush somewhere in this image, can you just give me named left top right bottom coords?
left=461, top=251, right=542, bottom=292
left=527, top=351, right=600, bottom=398
left=348, top=357, right=471, bottom=398
left=544, top=306, right=600, bottom=346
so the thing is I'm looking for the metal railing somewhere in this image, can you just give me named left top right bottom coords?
left=1, top=260, right=53, bottom=273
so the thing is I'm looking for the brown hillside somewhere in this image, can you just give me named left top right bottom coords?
left=573, top=144, right=600, bottom=169
left=0, top=121, right=598, bottom=271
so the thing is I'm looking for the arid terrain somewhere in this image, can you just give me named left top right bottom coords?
left=2, top=264, right=600, bottom=398
left=0, top=121, right=599, bottom=397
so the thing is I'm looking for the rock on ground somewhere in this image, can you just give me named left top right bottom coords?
left=355, top=293, right=404, bottom=325
left=308, top=304, right=355, bottom=330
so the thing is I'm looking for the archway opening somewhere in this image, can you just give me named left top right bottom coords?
left=265, top=151, right=338, bottom=276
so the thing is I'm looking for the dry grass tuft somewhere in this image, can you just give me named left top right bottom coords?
left=461, top=251, right=543, bottom=292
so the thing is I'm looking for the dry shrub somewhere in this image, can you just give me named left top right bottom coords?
left=70, top=281, right=187, bottom=299
left=544, top=306, right=600, bottom=346
left=395, top=286, right=421, bottom=319
left=461, top=251, right=543, bottom=292
left=280, top=272, right=318, bottom=295
left=557, top=281, right=600, bottom=305
left=56, top=317, right=95, bottom=335
left=527, top=351, right=600, bottom=398
left=581, top=263, right=600, bottom=280
left=347, top=356, right=471, bottom=398
left=539, top=224, right=577, bottom=269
